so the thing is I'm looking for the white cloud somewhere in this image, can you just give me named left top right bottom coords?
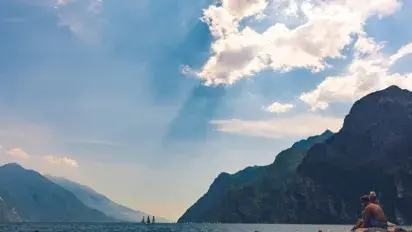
left=389, top=43, right=412, bottom=65
left=201, top=0, right=268, bottom=39
left=266, top=0, right=309, bottom=27
left=44, top=156, right=79, bottom=168
left=300, top=36, right=412, bottom=110
left=211, top=114, right=343, bottom=139
left=6, top=148, right=31, bottom=160
left=54, top=0, right=103, bottom=42
left=222, top=0, right=268, bottom=20
left=265, top=102, right=294, bottom=113
left=56, top=0, right=71, bottom=5
left=186, top=0, right=401, bottom=85
left=21, top=0, right=103, bottom=42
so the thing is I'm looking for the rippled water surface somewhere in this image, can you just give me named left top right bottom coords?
left=0, top=223, right=357, bottom=232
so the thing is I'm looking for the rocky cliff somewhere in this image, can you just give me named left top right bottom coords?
left=178, top=130, right=334, bottom=223
left=178, top=85, right=412, bottom=224
left=293, top=85, right=412, bottom=224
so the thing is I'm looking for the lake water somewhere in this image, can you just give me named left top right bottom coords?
left=0, top=223, right=356, bottom=232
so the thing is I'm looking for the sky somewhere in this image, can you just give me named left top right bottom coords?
left=0, top=0, right=412, bottom=222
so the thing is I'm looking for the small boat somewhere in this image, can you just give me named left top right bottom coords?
left=354, top=228, right=394, bottom=232
left=353, top=224, right=411, bottom=232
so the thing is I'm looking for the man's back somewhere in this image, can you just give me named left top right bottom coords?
left=363, top=203, right=387, bottom=228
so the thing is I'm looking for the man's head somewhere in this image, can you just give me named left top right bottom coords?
left=369, top=191, right=377, bottom=203
left=360, top=195, right=370, bottom=207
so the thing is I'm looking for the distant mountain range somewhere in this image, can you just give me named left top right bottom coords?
left=0, top=163, right=113, bottom=222
left=46, top=175, right=170, bottom=223
left=178, top=85, right=412, bottom=224
left=0, top=163, right=170, bottom=223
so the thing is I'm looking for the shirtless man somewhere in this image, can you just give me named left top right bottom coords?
left=369, top=191, right=379, bottom=204
left=352, top=195, right=369, bottom=231
left=363, top=193, right=388, bottom=229
left=352, top=194, right=388, bottom=231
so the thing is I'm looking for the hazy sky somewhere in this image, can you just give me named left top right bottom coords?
left=1, top=0, right=412, bottom=221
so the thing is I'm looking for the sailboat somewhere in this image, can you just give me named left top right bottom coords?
left=141, top=215, right=156, bottom=225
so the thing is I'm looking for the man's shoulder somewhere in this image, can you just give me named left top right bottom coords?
left=364, top=203, right=376, bottom=210
left=366, top=203, right=382, bottom=211
left=370, top=203, right=382, bottom=208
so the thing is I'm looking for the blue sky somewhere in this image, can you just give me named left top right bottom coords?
left=0, top=0, right=412, bottom=221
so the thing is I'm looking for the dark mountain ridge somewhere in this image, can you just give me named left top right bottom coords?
left=178, top=129, right=334, bottom=223
left=179, top=85, right=412, bottom=224
left=294, top=85, right=412, bottom=224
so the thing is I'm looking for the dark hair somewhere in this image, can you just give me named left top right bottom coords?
left=360, top=195, right=370, bottom=203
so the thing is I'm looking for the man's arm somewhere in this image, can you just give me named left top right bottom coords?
left=363, top=206, right=372, bottom=222
left=357, top=219, right=364, bottom=228
left=373, top=205, right=387, bottom=222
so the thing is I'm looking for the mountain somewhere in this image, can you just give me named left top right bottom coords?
left=178, top=130, right=334, bottom=223
left=178, top=85, right=412, bottom=224
left=291, top=85, right=412, bottom=224
left=46, top=175, right=170, bottom=223
left=0, top=163, right=114, bottom=222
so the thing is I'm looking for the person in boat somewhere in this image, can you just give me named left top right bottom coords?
left=352, top=195, right=369, bottom=231
left=368, top=191, right=386, bottom=210
left=352, top=194, right=388, bottom=230
left=363, top=192, right=388, bottom=229
left=369, top=191, right=379, bottom=204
